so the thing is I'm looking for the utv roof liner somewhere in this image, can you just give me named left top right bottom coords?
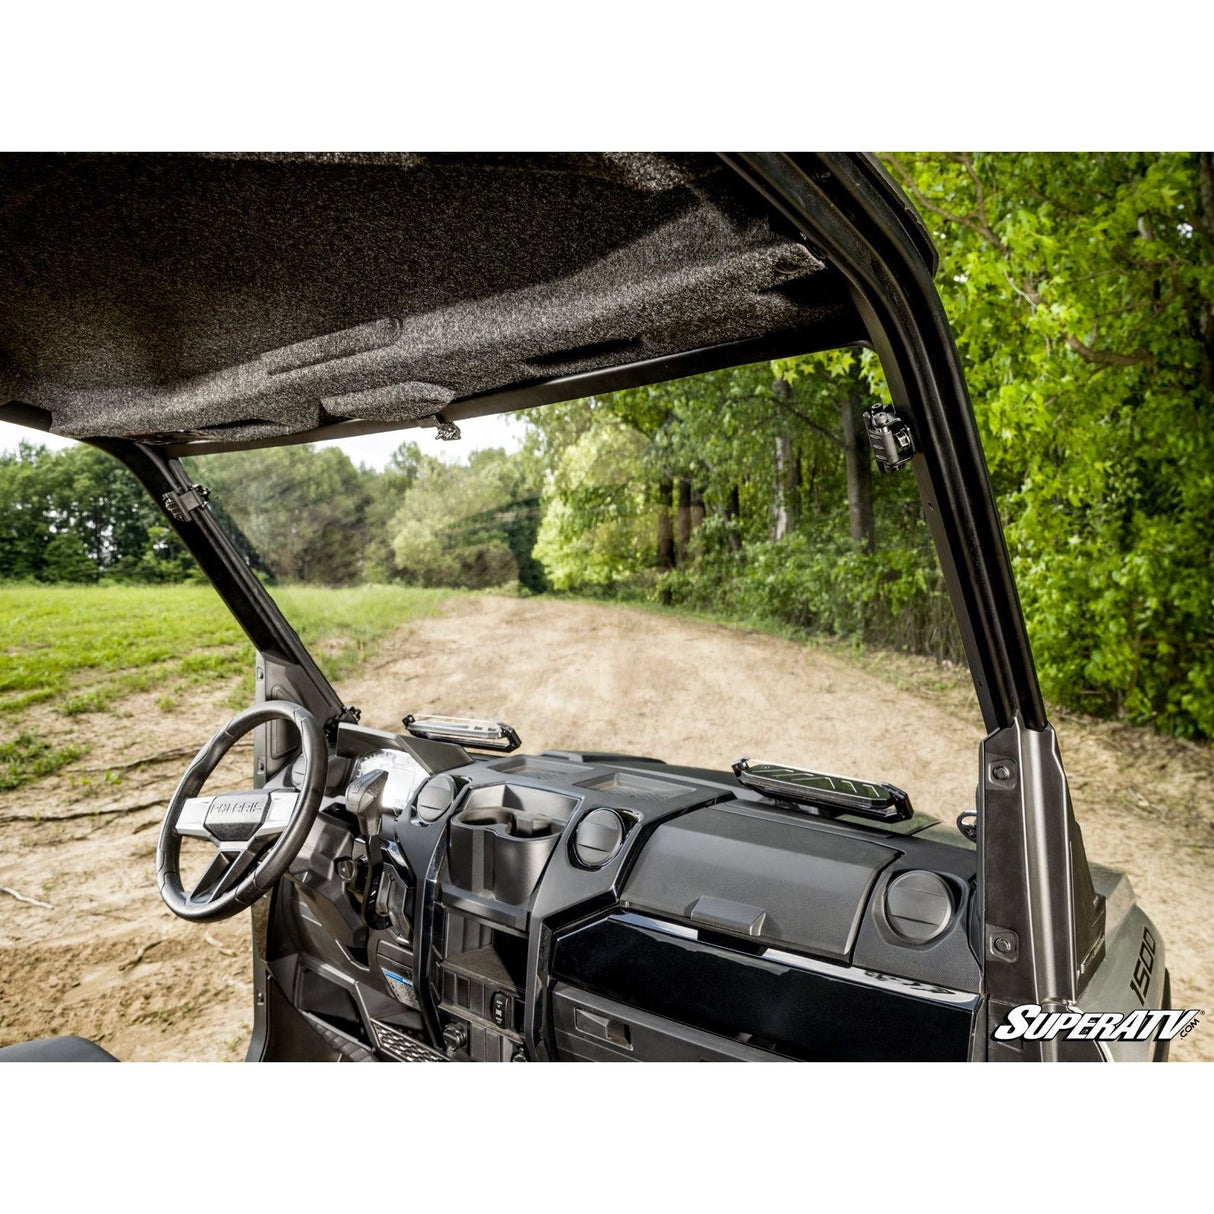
left=0, top=152, right=934, bottom=454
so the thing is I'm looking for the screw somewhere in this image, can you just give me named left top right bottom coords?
left=991, top=763, right=1012, bottom=782
left=993, top=936, right=1015, bottom=955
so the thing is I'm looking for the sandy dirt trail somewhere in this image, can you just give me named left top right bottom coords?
left=3, top=594, right=1211, bottom=1060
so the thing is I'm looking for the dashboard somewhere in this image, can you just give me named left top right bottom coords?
left=261, top=723, right=984, bottom=1062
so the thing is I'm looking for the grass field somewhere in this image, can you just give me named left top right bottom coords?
left=0, top=582, right=448, bottom=790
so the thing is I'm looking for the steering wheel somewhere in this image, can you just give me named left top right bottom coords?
left=156, top=702, right=327, bottom=922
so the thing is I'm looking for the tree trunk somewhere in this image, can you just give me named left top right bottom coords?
left=841, top=398, right=876, bottom=552
left=771, top=434, right=793, bottom=541
left=689, top=487, right=705, bottom=534
left=676, top=478, right=692, bottom=565
left=788, top=446, right=801, bottom=529
left=657, top=477, right=674, bottom=603
left=724, top=485, right=742, bottom=552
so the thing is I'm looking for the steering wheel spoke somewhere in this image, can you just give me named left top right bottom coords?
left=253, top=790, right=303, bottom=841
left=175, top=796, right=214, bottom=839
left=188, top=846, right=264, bottom=906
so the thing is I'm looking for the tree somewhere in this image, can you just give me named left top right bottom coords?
left=40, top=530, right=97, bottom=583
left=532, top=424, right=653, bottom=591
left=191, top=445, right=371, bottom=584
left=390, top=447, right=540, bottom=589
left=0, top=441, right=198, bottom=583
left=884, top=153, right=1214, bottom=737
left=0, top=443, right=51, bottom=580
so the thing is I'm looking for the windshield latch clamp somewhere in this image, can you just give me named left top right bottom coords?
left=418, top=412, right=462, bottom=441
left=324, top=704, right=363, bottom=743
left=162, top=483, right=211, bottom=522
left=863, top=407, right=915, bottom=473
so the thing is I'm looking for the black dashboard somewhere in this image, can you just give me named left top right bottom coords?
left=260, top=723, right=982, bottom=1062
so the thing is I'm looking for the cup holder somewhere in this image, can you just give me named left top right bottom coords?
left=458, top=808, right=512, bottom=827
left=448, top=785, right=577, bottom=904
left=456, top=807, right=559, bottom=839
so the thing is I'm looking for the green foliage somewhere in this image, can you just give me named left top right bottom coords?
left=522, top=355, right=941, bottom=640
left=656, top=514, right=961, bottom=662
left=0, top=733, right=86, bottom=792
left=0, top=441, right=199, bottom=583
left=0, top=583, right=447, bottom=718
left=533, top=424, right=654, bottom=590
left=40, top=530, right=99, bottom=584
left=885, top=153, right=1214, bottom=737
left=1, top=436, right=543, bottom=595
left=388, top=447, right=543, bottom=590
left=361, top=443, right=425, bottom=582
left=189, top=446, right=372, bottom=585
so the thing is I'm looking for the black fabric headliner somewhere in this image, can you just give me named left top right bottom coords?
left=0, top=153, right=860, bottom=447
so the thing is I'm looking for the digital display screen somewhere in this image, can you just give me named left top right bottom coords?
left=350, top=747, right=428, bottom=813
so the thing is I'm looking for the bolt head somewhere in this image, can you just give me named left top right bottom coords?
left=993, top=935, right=1015, bottom=955
left=991, top=763, right=1011, bottom=782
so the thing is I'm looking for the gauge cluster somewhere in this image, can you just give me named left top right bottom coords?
left=348, top=747, right=429, bottom=814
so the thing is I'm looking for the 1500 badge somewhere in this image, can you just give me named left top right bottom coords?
left=1130, top=924, right=1156, bottom=1005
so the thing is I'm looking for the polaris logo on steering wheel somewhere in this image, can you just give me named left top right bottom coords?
left=204, top=793, right=270, bottom=842
left=209, top=796, right=266, bottom=818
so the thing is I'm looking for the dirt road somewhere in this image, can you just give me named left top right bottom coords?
left=3, top=595, right=1211, bottom=1060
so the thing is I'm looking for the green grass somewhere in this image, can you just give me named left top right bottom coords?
left=0, top=582, right=449, bottom=721
left=0, top=732, right=86, bottom=792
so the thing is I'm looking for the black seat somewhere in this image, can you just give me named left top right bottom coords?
left=0, top=1035, right=118, bottom=1062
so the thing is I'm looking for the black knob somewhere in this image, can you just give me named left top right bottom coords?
left=442, top=1023, right=468, bottom=1055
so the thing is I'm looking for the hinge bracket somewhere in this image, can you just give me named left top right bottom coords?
left=162, top=483, right=211, bottom=522
left=419, top=412, right=461, bottom=441
left=863, top=407, right=915, bottom=473
left=324, top=704, right=362, bottom=743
